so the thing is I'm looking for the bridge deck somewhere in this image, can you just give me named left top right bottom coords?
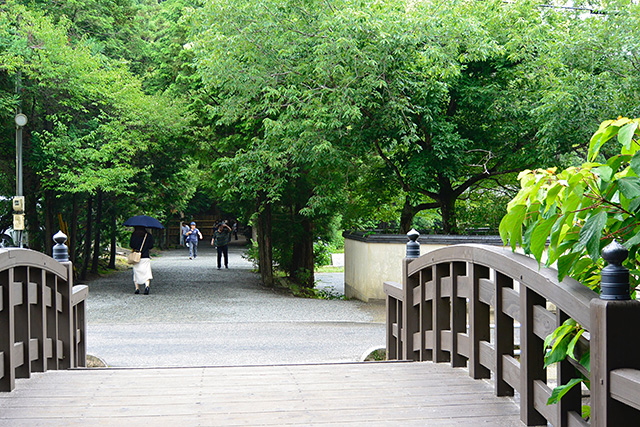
left=0, top=361, right=523, bottom=426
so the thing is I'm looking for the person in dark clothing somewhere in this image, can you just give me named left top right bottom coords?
left=211, top=222, right=232, bottom=269
left=130, top=226, right=154, bottom=295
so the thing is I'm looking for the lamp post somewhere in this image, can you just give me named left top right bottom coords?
left=14, top=112, right=27, bottom=248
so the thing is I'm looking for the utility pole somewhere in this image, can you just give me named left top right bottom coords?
left=13, top=71, right=26, bottom=248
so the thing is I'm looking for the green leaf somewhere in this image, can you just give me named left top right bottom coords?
left=531, top=216, right=557, bottom=263
left=557, top=252, right=580, bottom=281
left=595, top=165, right=613, bottom=182
left=544, top=321, right=578, bottom=369
left=572, top=257, right=594, bottom=278
left=500, top=204, right=527, bottom=250
left=543, top=319, right=576, bottom=350
left=623, top=231, right=640, bottom=248
left=578, top=211, right=607, bottom=261
left=617, top=177, right=640, bottom=199
left=589, top=124, right=619, bottom=161
left=544, top=183, right=564, bottom=209
left=579, top=350, right=591, bottom=373
left=567, top=328, right=584, bottom=359
left=618, top=121, right=639, bottom=150
left=629, top=197, right=640, bottom=213
left=547, top=378, right=583, bottom=405
left=630, top=152, right=640, bottom=176
left=606, top=154, right=629, bottom=173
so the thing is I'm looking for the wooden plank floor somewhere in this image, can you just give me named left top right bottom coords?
left=0, top=361, right=523, bottom=426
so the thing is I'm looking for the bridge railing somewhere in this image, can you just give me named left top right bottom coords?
left=385, top=237, right=640, bottom=427
left=0, top=241, right=88, bottom=392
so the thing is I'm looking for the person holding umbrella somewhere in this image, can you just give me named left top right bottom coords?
left=124, top=215, right=164, bottom=295
left=130, top=226, right=154, bottom=294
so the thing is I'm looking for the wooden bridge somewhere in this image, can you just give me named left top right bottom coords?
left=0, top=361, right=523, bottom=426
left=2, top=239, right=640, bottom=426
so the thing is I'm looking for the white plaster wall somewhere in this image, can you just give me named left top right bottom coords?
left=344, top=239, right=447, bottom=302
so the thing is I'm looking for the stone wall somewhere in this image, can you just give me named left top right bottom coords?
left=343, top=232, right=504, bottom=302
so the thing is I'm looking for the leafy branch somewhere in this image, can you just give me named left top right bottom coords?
left=500, top=117, right=640, bottom=418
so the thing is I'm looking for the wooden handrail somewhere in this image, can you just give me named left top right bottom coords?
left=386, top=244, right=640, bottom=427
left=610, top=369, right=640, bottom=412
left=0, top=248, right=88, bottom=392
left=406, top=245, right=597, bottom=328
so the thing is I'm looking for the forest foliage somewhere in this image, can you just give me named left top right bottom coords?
left=1, top=0, right=639, bottom=286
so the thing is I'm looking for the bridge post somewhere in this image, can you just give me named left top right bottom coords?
left=591, top=241, right=640, bottom=426
left=52, top=231, right=75, bottom=370
left=52, top=231, right=69, bottom=263
left=401, top=229, right=420, bottom=361
left=0, top=267, right=16, bottom=391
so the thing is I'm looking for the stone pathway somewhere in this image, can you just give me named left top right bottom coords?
left=84, top=243, right=385, bottom=367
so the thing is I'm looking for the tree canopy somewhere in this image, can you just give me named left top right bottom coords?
left=1, top=0, right=640, bottom=287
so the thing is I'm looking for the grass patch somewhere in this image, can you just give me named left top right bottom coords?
left=272, top=276, right=345, bottom=300
left=363, top=348, right=387, bottom=361
left=316, top=265, right=344, bottom=273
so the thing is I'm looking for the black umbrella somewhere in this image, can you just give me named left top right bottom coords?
left=123, top=215, right=165, bottom=229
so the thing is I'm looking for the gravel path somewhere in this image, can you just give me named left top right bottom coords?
left=85, top=243, right=385, bottom=367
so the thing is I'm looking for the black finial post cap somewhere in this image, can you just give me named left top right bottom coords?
left=406, top=228, right=420, bottom=259
left=600, top=239, right=630, bottom=300
left=52, top=230, right=69, bottom=262
left=601, top=239, right=628, bottom=266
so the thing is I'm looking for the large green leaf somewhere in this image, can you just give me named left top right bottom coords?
left=595, top=165, right=613, bottom=183
left=544, top=183, right=564, bottom=210
left=623, top=230, right=640, bottom=248
left=630, top=151, right=640, bottom=176
left=578, top=211, right=608, bottom=261
left=544, top=331, right=573, bottom=367
left=557, top=252, right=580, bottom=281
left=580, top=350, right=591, bottom=373
left=617, top=177, right=640, bottom=199
left=531, top=216, right=557, bottom=263
left=567, top=328, right=585, bottom=360
left=547, top=378, right=584, bottom=405
left=618, top=121, right=639, bottom=151
left=589, top=124, right=619, bottom=161
left=499, top=204, right=527, bottom=250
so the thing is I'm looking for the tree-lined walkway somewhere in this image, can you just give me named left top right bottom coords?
left=0, top=361, right=523, bottom=426
left=84, top=242, right=385, bottom=367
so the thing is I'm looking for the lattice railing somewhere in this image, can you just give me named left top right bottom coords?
left=385, top=242, right=640, bottom=426
left=0, top=248, right=87, bottom=392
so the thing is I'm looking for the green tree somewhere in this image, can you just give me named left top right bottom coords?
left=0, top=0, right=193, bottom=274
left=500, top=117, right=640, bottom=415
left=187, top=0, right=358, bottom=288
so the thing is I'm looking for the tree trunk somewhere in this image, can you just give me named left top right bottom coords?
left=109, top=204, right=116, bottom=269
left=23, top=128, right=42, bottom=251
left=290, top=215, right=314, bottom=289
left=256, top=202, right=274, bottom=287
left=440, top=195, right=458, bottom=235
left=69, top=194, right=79, bottom=264
left=80, top=195, right=93, bottom=280
left=399, top=196, right=415, bottom=234
left=90, top=190, right=103, bottom=274
left=437, top=175, right=459, bottom=235
left=24, top=181, right=42, bottom=251
left=43, top=190, right=54, bottom=256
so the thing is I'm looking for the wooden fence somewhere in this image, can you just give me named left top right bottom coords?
left=0, top=248, right=87, bottom=392
left=385, top=243, right=640, bottom=426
